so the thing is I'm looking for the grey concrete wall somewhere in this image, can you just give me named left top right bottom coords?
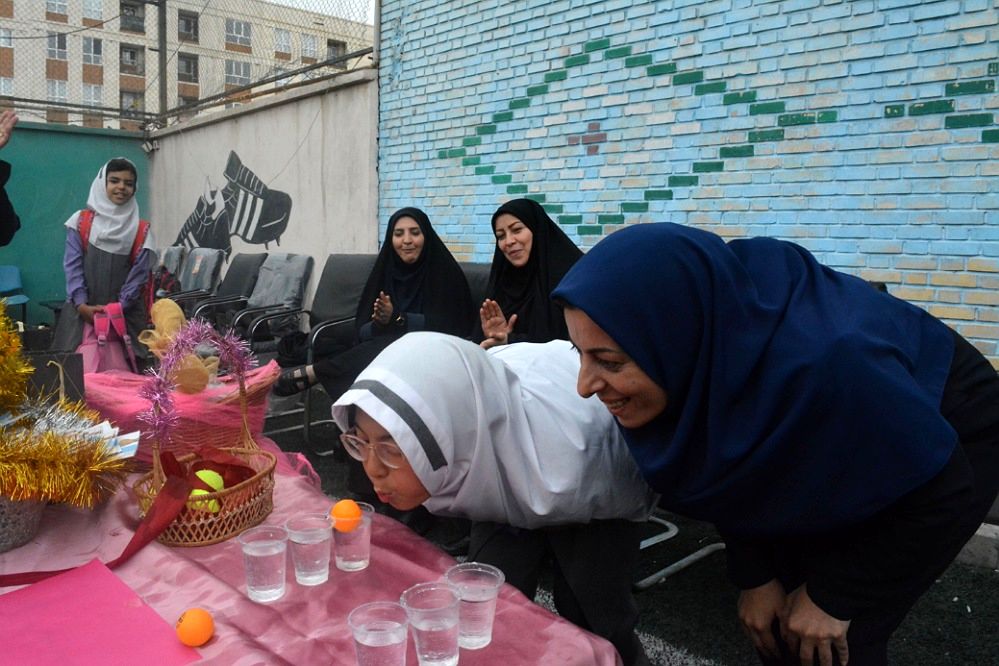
left=147, top=68, right=379, bottom=307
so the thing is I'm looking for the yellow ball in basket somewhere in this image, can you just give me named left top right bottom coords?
left=195, top=469, right=225, bottom=491
left=176, top=607, right=214, bottom=647
left=331, top=499, right=362, bottom=533
left=188, top=489, right=220, bottom=513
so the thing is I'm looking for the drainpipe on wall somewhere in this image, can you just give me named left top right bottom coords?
left=371, top=0, right=381, bottom=68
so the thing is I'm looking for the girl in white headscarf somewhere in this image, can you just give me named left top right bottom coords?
left=332, top=332, right=656, bottom=665
left=51, top=158, right=156, bottom=370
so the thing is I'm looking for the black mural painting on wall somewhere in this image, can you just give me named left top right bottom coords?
left=174, top=151, right=292, bottom=256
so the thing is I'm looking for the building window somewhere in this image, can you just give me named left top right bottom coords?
left=0, top=78, right=12, bottom=96
left=0, top=29, right=11, bottom=48
left=224, top=59, right=251, bottom=86
left=178, top=10, right=199, bottom=42
left=47, top=33, right=68, bottom=60
left=120, top=44, right=145, bottom=75
left=47, top=79, right=68, bottom=103
left=120, top=90, right=144, bottom=116
left=121, top=1, right=145, bottom=33
left=83, top=0, right=102, bottom=20
left=301, top=34, right=317, bottom=59
left=225, top=19, right=251, bottom=47
left=274, top=28, right=291, bottom=54
left=83, top=37, right=102, bottom=65
left=326, top=39, right=347, bottom=68
left=178, top=53, right=198, bottom=83
left=46, top=1, right=68, bottom=14
left=83, top=83, right=103, bottom=107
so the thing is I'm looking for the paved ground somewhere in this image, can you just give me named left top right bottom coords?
left=267, top=391, right=999, bottom=666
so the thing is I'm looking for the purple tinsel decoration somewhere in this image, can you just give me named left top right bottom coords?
left=137, top=372, right=179, bottom=446
left=215, top=329, right=257, bottom=379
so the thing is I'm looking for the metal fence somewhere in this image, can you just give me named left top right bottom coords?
left=0, top=0, right=375, bottom=130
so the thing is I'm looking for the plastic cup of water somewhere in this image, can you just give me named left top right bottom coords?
left=285, top=513, right=333, bottom=585
left=444, top=561, right=505, bottom=649
left=237, top=525, right=288, bottom=603
left=348, top=601, right=409, bottom=666
left=334, top=501, right=375, bottom=572
left=399, top=581, right=460, bottom=666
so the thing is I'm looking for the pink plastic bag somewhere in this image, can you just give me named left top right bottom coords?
left=76, top=312, right=135, bottom=374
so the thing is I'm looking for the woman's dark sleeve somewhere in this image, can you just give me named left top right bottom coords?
left=0, top=161, right=21, bottom=247
left=719, top=530, right=779, bottom=590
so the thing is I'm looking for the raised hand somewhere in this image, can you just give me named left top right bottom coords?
left=372, top=291, right=394, bottom=325
left=479, top=299, right=517, bottom=349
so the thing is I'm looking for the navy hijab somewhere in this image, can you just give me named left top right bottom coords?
left=356, top=207, right=474, bottom=337
left=484, top=198, right=582, bottom=343
left=552, top=223, right=958, bottom=537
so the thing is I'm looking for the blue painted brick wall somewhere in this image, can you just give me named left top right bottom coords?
left=378, top=0, right=999, bottom=362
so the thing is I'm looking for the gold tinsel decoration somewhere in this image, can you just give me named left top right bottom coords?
left=0, top=305, right=130, bottom=509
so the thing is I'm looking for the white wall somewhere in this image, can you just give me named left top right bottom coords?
left=147, top=68, right=379, bottom=306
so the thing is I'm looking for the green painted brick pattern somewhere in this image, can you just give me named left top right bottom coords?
left=493, top=111, right=513, bottom=123
left=565, top=54, right=590, bottom=67
left=720, top=145, right=754, bottom=158
left=476, top=124, right=497, bottom=135
left=990, top=62, right=999, bottom=76
left=559, top=214, right=582, bottom=224
left=778, top=111, right=837, bottom=126
left=693, top=161, right=724, bottom=173
left=750, top=101, right=786, bottom=115
left=945, top=114, right=994, bottom=129
left=885, top=105, right=904, bottom=118
left=749, top=129, right=784, bottom=142
left=578, top=225, right=603, bottom=235
left=673, top=71, right=704, bottom=85
left=584, top=38, right=610, bottom=52
left=946, top=80, right=995, bottom=96
left=644, top=190, right=674, bottom=200
left=621, top=202, right=649, bottom=213
left=526, top=84, right=548, bottom=96
left=448, top=148, right=466, bottom=158
left=526, top=193, right=546, bottom=203
left=909, top=100, right=954, bottom=115
left=695, top=81, right=727, bottom=95
left=647, top=63, right=677, bottom=76
left=604, top=46, right=632, bottom=59
left=475, top=165, right=495, bottom=175
left=462, top=156, right=480, bottom=166
left=506, top=184, right=527, bottom=194
left=462, top=136, right=481, bottom=147
left=437, top=149, right=448, bottom=159
left=544, top=70, right=567, bottom=83
left=491, top=174, right=512, bottom=184
left=983, top=129, right=999, bottom=143
left=724, top=91, right=757, bottom=105
left=598, top=214, right=624, bottom=224
left=509, top=98, right=531, bottom=110
left=668, top=175, right=699, bottom=187
left=544, top=204, right=564, bottom=214
left=817, top=111, right=837, bottom=123
left=625, top=54, right=653, bottom=68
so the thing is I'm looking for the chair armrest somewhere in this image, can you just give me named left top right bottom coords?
left=169, top=288, right=212, bottom=304
left=243, top=307, right=309, bottom=341
left=193, top=295, right=248, bottom=320
left=306, top=317, right=356, bottom=363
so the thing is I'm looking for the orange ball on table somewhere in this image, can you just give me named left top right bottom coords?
left=331, top=499, right=362, bottom=533
left=176, top=607, right=214, bottom=647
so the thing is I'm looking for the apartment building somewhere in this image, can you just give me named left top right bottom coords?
left=0, top=0, right=372, bottom=130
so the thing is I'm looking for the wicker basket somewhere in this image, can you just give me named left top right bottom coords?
left=0, top=496, right=46, bottom=554
left=132, top=376, right=277, bottom=547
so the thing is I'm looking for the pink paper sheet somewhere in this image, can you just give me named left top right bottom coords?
left=0, top=439, right=621, bottom=665
left=0, top=559, right=198, bottom=666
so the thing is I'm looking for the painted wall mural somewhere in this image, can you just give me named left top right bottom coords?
left=174, top=151, right=292, bottom=256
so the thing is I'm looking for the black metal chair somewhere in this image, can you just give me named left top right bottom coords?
left=172, top=252, right=267, bottom=316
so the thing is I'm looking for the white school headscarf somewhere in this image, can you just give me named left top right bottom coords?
left=64, top=158, right=155, bottom=255
left=332, top=332, right=657, bottom=529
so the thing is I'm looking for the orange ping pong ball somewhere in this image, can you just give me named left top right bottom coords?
left=176, top=607, right=214, bottom=647
left=331, top=499, right=362, bottom=533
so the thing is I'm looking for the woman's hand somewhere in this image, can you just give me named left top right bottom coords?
left=0, top=109, right=16, bottom=150
left=780, top=584, right=850, bottom=666
left=372, top=291, right=394, bottom=325
left=479, top=299, right=517, bottom=349
left=76, top=303, right=104, bottom=324
left=738, top=579, right=786, bottom=660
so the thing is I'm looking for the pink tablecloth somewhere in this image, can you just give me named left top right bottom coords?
left=0, top=443, right=621, bottom=665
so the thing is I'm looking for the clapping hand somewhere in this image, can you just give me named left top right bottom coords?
left=0, top=110, right=17, bottom=151
left=479, top=299, right=517, bottom=349
left=372, top=291, right=394, bottom=325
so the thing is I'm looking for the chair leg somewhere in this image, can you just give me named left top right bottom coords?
left=303, top=385, right=313, bottom=444
left=633, top=542, right=726, bottom=591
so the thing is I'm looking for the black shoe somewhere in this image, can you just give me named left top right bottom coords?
left=273, top=366, right=311, bottom=396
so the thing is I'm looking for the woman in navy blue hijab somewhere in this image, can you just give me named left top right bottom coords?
left=553, top=223, right=999, bottom=666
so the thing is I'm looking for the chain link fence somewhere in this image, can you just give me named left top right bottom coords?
left=0, top=0, right=374, bottom=130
